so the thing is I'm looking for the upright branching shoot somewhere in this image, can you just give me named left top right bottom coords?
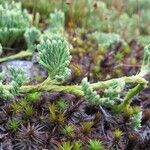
left=82, top=77, right=125, bottom=106
left=0, top=67, right=28, bottom=100
left=50, top=9, right=65, bottom=34
left=0, top=2, right=32, bottom=46
left=37, top=34, right=72, bottom=83
left=24, top=27, right=41, bottom=51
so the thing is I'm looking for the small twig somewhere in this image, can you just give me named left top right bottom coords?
left=99, top=105, right=116, bottom=136
left=65, top=100, right=84, bottom=117
left=99, top=106, right=116, bottom=124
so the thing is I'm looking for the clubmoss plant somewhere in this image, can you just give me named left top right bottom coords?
left=81, top=77, right=125, bottom=107
left=0, top=27, right=41, bottom=63
left=90, top=32, right=127, bottom=50
left=0, top=8, right=66, bottom=63
left=0, top=50, right=33, bottom=63
left=0, top=2, right=42, bottom=63
left=0, top=1, right=32, bottom=47
left=0, top=35, right=149, bottom=123
left=37, top=34, right=72, bottom=84
left=140, top=44, right=150, bottom=76
left=131, top=109, right=142, bottom=131
left=24, top=27, right=41, bottom=51
left=34, top=12, right=40, bottom=28
left=0, top=66, right=28, bottom=100
left=114, top=45, right=150, bottom=113
left=9, top=66, right=29, bottom=97
left=49, top=9, right=65, bottom=34
left=1, top=9, right=65, bottom=63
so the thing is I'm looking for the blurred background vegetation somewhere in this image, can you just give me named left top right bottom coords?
left=1, top=0, right=149, bottom=44
left=0, top=1, right=149, bottom=149
left=6, top=0, right=149, bottom=44
left=0, top=0, right=149, bottom=80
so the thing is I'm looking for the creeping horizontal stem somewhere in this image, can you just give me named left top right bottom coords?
left=3, top=74, right=148, bottom=113
left=18, top=75, right=148, bottom=96
left=0, top=50, right=32, bottom=63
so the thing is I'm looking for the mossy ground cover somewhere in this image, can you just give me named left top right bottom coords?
left=0, top=1, right=149, bottom=150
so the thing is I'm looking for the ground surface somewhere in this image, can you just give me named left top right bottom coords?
left=0, top=30, right=150, bottom=150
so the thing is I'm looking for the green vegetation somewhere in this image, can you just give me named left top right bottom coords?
left=0, top=1, right=32, bottom=46
left=8, top=119, right=20, bottom=132
left=0, top=0, right=149, bottom=149
left=88, top=140, right=105, bottom=150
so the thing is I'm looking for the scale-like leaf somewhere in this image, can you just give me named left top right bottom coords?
left=82, top=78, right=125, bottom=106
